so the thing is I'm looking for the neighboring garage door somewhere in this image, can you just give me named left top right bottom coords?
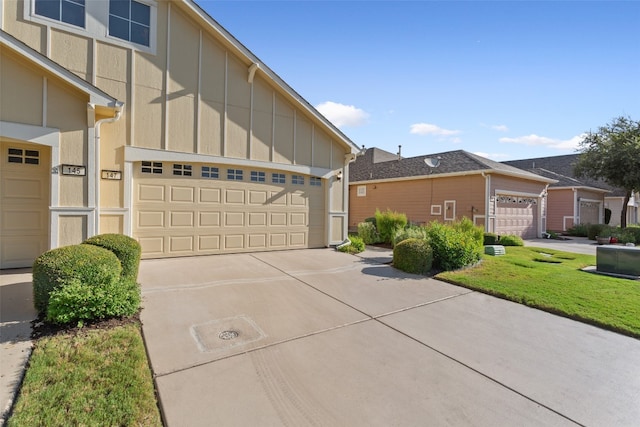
left=579, top=201, right=600, bottom=225
left=495, top=194, right=538, bottom=239
left=0, top=141, right=50, bottom=269
left=133, top=162, right=325, bottom=259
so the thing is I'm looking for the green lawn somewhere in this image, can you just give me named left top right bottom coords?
left=8, top=322, right=162, bottom=427
left=437, top=246, right=640, bottom=339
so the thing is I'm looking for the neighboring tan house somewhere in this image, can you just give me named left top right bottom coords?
left=0, top=0, right=359, bottom=268
left=349, top=148, right=557, bottom=239
left=504, top=154, right=638, bottom=230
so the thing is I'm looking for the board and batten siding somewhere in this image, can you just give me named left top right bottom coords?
left=3, top=0, right=351, bottom=239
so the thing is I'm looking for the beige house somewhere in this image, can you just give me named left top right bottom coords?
left=504, top=155, right=634, bottom=231
left=349, top=148, right=556, bottom=239
left=0, top=0, right=359, bottom=268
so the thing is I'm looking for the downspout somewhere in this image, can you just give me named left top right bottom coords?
left=93, top=104, right=124, bottom=236
left=481, top=172, right=490, bottom=232
left=541, top=184, right=549, bottom=235
left=572, top=187, right=578, bottom=227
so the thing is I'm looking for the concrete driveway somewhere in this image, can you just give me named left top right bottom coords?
left=138, top=248, right=640, bottom=426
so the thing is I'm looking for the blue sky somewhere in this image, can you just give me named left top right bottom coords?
left=199, top=1, right=640, bottom=161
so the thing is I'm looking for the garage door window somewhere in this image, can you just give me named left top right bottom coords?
left=141, top=161, right=162, bottom=174
left=250, top=171, right=266, bottom=182
left=7, top=148, right=40, bottom=165
left=173, top=164, right=192, bottom=176
left=227, top=169, right=243, bottom=180
left=201, top=166, right=219, bottom=179
left=272, top=173, right=285, bottom=184
left=292, top=175, right=304, bottom=185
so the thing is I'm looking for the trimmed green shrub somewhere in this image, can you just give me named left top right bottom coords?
left=338, top=235, right=366, bottom=254
left=357, top=222, right=380, bottom=245
left=483, top=232, right=499, bottom=245
left=617, top=229, right=637, bottom=245
left=364, top=217, right=377, bottom=227
left=587, top=224, right=608, bottom=240
left=393, top=238, right=433, bottom=275
left=84, top=233, right=142, bottom=280
left=393, top=226, right=428, bottom=247
left=46, top=277, right=141, bottom=324
left=566, top=223, right=589, bottom=237
left=624, top=225, right=640, bottom=244
left=499, top=234, right=524, bottom=246
left=33, top=245, right=122, bottom=313
left=426, top=219, right=483, bottom=271
left=374, top=209, right=407, bottom=244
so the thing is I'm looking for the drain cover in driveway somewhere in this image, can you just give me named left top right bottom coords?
left=191, top=315, right=266, bottom=352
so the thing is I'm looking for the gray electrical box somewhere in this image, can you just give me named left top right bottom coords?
left=596, top=246, right=640, bottom=277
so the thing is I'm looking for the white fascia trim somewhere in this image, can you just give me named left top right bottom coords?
left=124, top=146, right=334, bottom=178
left=0, top=31, right=121, bottom=108
left=179, top=1, right=359, bottom=154
left=494, top=188, right=544, bottom=198
left=551, top=186, right=610, bottom=194
left=579, top=198, right=603, bottom=204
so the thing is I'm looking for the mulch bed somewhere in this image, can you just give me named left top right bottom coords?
left=31, top=312, right=141, bottom=340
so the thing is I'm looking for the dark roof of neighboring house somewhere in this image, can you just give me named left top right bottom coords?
left=349, top=148, right=556, bottom=183
left=502, top=154, right=621, bottom=195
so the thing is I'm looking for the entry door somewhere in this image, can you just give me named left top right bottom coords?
left=0, top=141, right=50, bottom=268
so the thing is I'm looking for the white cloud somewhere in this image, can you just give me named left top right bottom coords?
left=315, top=101, right=369, bottom=128
left=450, top=137, right=462, bottom=144
left=491, top=124, right=509, bottom=132
left=499, top=133, right=586, bottom=150
left=410, top=123, right=461, bottom=136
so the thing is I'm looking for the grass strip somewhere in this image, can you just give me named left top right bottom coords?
left=8, top=322, right=162, bottom=427
left=437, top=246, right=640, bottom=339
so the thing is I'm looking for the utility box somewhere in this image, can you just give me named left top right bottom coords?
left=596, top=246, right=640, bottom=277
left=484, top=245, right=506, bottom=256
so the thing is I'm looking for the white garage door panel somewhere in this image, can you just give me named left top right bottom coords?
left=495, top=195, right=538, bottom=239
left=133, top=166, right=325, bottom=258
left=579, top=202, right=600, bottom=225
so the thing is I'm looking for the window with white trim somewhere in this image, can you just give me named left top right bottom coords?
left=292, top=175, right=304, bottom=185
left=35, top=0, right=85, bottom=28
left=109, top=0, right=151, bottom=47
left=227, top=169, right=243, bottom=181
left=201, top=166, right=219, bottom=179
left=272, top=173, right=286, bottom=184
left=250, top=171, right=266, bottom=182
left=310, top=177, right=322, bottom=187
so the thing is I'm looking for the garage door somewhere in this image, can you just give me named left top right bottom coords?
left=579, top=201, right=600, bottom=225
left=495, top=194, right=538, bottom=239
left=0, top=141, right=50, bottom=269
left=133, top=162, right=325, bottom=259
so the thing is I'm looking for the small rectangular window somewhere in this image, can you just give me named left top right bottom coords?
left=201, top=166, right=219, bottom=179
left=227, top=169, right=243, bottom=181
left=310, top=177, right=322, bottom=187
left=271, top=173, right=286, bottom=184
left=142, top=161, right=162, bottom=174
left=250, top=171, right=266, bottom=182
left=292, top=175, right=305, bottom=185
left=173, top=164, right=192, bottom=176
left=109, top=0, right=150, bottom=46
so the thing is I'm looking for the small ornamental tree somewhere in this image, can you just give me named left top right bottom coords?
left=574, top=116, right=640, bottom=228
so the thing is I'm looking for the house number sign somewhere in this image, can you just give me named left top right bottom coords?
left=101, top=170, right=122, bottom=180
left=61, top=164, right=86, bottom=176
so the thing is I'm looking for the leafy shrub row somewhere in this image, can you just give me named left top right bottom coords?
left=33, top=234, right=142, bottom=324
left=499, top=235, right=524, bottom=246
left=357, top=222, right=380, bottom=245
left=426, top=218, right=483, bottom=271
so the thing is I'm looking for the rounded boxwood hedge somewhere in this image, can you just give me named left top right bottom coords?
left=84, top=233, right=142, bottom=280
left=32, top=244, right=122, bottom=314
left=499, top=234, right=524, bottom=246
left=483, top=232, right=499, bottom=245
left=393, top=238, right=433, bottom=275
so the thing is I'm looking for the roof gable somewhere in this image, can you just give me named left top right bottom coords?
left=350, top=149, right=556, bottom=183
left=0, top=30, right=121, bottom=110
